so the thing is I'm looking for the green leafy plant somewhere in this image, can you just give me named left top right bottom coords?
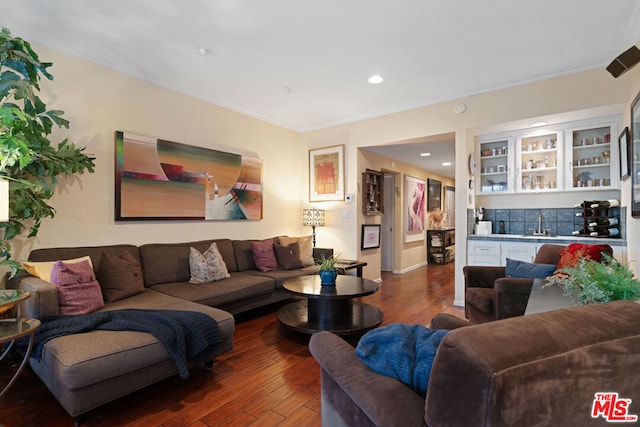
left=317, top=253, right=346, bottom=274
left=544, top=253, right=640, bottom=305
left=1, top=27, right=95, bottom=276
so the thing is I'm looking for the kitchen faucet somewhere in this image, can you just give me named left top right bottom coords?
left=529, top=213, right=550, bottom=236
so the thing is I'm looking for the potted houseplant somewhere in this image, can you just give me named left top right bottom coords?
left=0, top=27, right=95, bottom=277
left=317, top=253, right=345, bottom=286
left=544, top=253, right=640, bottom=305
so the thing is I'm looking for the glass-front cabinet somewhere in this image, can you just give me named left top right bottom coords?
left=477, top=137, right=513, bottom=194
left=517, top=131, right=562, bottom=193
left=474, top=115, right=621, bottom=196
left=565, top=122, right=616, bottom=190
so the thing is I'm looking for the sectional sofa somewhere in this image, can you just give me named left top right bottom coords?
left=8, top=237, right=321, bottom=421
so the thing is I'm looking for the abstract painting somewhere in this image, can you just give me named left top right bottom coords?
left=309, top=145, right=345, bottom=202
left=405, top=175, right=426, bottom=242
left=115, top=131, right=262, bottom=221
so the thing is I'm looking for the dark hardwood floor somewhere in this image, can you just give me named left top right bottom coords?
left=0, top=262, right=463, bottom=427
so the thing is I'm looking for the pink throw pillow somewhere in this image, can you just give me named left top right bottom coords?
left=251, top=239, right=278, bottom=272
left=50, top=260, right=105, bottom=315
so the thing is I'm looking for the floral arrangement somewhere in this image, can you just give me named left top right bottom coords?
left=544, top=252, right=640, bottom=305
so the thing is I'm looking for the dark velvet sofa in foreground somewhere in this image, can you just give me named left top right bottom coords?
left=309, top=301, right=640, bottom=426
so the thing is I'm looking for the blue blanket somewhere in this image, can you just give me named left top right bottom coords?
left=31, top=309, right=222, bottom=379
left=355, top=323, right=448, bottom=397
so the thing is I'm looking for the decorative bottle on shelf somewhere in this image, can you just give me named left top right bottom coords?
left=588, top=218, right=619, bottom=228
left=572, top=228, right=587, bottom=236
left=574, top=201, right=596, bottom=208
left=589, top=227, right=620, bottom=237
left=575, top=209, right=593, bottom=217
left=590, top=199, right=620, bottom=208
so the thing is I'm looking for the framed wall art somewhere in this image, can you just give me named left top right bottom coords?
left=309, top=144, right=345, bottom=202
left=427, top=178, right=442, bottom=211
left=115, top=131, right=263, bottom=221
left=405, top=175, right=426, bottom=242
left=632, top=93, right=640, bottom=217
left=619, top=126, right=631, bottom=180
left=361, top=224, right=381, bottom=250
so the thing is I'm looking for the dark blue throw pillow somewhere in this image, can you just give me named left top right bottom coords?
left=505, top=258, right=557, bottom=279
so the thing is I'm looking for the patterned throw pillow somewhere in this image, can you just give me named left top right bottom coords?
left=50, top=259, right=105, bottom=315
left=189, top=242, right=231, bottom=284
left=251, top=239, right=279, bottom=272
left=97, top=251, right=145, bottom=303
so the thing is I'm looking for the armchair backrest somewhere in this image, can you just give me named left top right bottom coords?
left=533, top=244, right=565, bottom=265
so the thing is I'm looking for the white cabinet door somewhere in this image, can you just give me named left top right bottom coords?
left=500, top=242, right=537, bottom=265
left=467, top=241, right=501, bottom=266
left=476, top=136, right=514, bottom=194
left=564, top=118, right=619, bottom=190
left=516, top=130, right=563, bottom=193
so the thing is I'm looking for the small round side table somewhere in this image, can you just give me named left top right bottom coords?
left=0, top=317, right=41, bottom=397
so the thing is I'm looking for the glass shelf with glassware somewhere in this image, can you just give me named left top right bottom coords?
left=568, top=125, right=614, bottom=190
left=518, top=132, right=560, bottom=192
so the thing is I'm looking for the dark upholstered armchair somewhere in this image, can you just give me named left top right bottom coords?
left=463, top=244, right=567, bottom=323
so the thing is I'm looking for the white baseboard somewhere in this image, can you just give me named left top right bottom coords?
left=392, top=261, right=427, bottom=275
left=453, top=299, right=465, bottom=308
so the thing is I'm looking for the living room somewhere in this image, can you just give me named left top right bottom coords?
left=2, top=2, right=640, bottom=425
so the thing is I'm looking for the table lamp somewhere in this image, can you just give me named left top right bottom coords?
left=303, top=207, right=325, bottom=247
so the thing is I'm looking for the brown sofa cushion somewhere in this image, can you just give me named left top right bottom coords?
left=232, top=240, right=257, bottom=271
left=274, top=242, right=304, bottom=270
left=97, top=251, right=145, bottom=303
left=139, top=239, right=236, bottom=286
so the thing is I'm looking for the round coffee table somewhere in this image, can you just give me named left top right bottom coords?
left=278, top=275, right=383, bottom=335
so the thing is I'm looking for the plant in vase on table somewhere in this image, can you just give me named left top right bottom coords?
left=317, top=253, right=346, bottom=285
left=544, top=253, right=640, bottom=305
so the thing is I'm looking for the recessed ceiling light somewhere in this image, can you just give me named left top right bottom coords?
left=368, top=74, right=384, bottom=84
left=530, top=121, right=548, bottom=127
left=442, top=162, right=452, bottom=166
left=197, top=47, right=209, bottom=56
left=420, top=152, right=431, bottom=157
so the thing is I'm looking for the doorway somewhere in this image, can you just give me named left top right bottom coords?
left=381, top=174, right=395, bottom=271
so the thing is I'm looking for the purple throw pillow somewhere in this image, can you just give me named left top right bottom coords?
left=251, top=239, right=278, bottom=272
left=50, top=259, right=105, bottom=315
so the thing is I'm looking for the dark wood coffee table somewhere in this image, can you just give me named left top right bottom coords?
left=278, top=275, right=383, bottom=335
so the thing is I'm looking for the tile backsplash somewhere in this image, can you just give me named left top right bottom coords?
left=467, top=207, right=626, bottom=239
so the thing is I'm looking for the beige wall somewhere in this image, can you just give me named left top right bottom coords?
left=11, top=44, right=304, bottom=261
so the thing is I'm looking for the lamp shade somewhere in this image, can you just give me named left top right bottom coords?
left=303, top=208, right=325, bottom=227
left=0, top=179, right=8, bottom=222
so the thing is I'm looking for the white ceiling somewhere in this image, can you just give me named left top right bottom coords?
left=2, top=1, right=640, bottom=178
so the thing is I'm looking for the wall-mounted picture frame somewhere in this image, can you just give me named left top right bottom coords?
left=405, top=174, right=426, bottom=242
left=619, top=126, right=630, bottom=180
left=309, top=144, right=345, bottom=202
left=631, top=91, right=640, bottom=218
left=361, top=224, right=381, bottom=250
left=114, top=131, right=263, bottom=221
left=427, top=178, right=442, bottom=210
